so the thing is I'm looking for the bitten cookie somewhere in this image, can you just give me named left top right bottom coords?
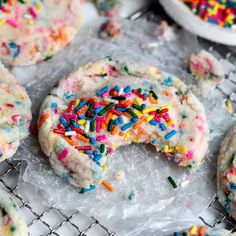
left=0, top=0, right=83, bottom=66
left=38, top=58, right=208, bottom=190
left=0, top=64, right=31, bottom=162
left=0, top=188, right=27, bottom=236
left=218, top=124, right=236, bottom=219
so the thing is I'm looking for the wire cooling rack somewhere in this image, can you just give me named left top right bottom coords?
left=1, top=1, right=236, bottom=235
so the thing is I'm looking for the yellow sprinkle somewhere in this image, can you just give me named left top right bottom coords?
left=134, top=97, right=142, bottom=106
left=35, top=2, right=43, bottom=9
left=166, top=119, right=173, bottom=127
left=149, top=66, right=158, bottom=74
left=164, top=145, right=169, bottom=153
left=28, top=19, right=34, bottom=25
left=77, top=120, right=86, bottom=125
left=124, top=131, right=130, bottom=140
left=226, top=99, right=233, bottom=114
left=133, top=109, right=142, bottom=117
left=161, top=105, right=170, bottom=110
left=111, top=115, right=116, bottom=120
left=0, top=19, right=5, bottom=26
left=142, top=107, right=157, bottom=114
left=102, top=165, right=108, bottom=171
left=75, top=99, right=80, bottom=108
left=98, top=67, right=106, bottom=74
left=146, top=115, right=154, bottom=122
left=175, top=145, right=187, bottom=153
left=189, top=226, right=197, bottom=234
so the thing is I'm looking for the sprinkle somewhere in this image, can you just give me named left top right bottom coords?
left=96, top=135, right=107, bottom=141
left=64, top=137, right=77, bottom=146
left=80, top=185, right=96, bottom=193
left=124, top=85, right=131, bottom=93
left=111, top=96, right=126, bottom=101
left=150, top=120, right=158, bottom=126
left=146, top=115, right=154, bottom=122
left=226, top=98, right=233, bottom=114
left=76, top=134, right=90, bottom=143
left=85, top=120, right=90, bottom=133
left=100, top=144, right=105, bottom=153
left=127, top=108, right=138, bottom=118
left=121, top=122, right=133, bottom=131
left=111, top=125, right=118, bottom=135
left=150, top=90, right=158, bottom=99
left=90, top=120, right=95, bottom=132
left=71, top=127, right=84, bottom=135
left=58, top=149, right=69, bottom=161
left=90, top=137, right=96, bottom=144
left=65, top=131, right=76, bottom=136
left=181, top=180, right=189, bottom=187
left=6, top=19, right=18, bottom=28
left=165, top=130, right=177, bottom=140
left=132, top=89, right=147, bottom=100
left=77, top=119, right=86, bottom=125
left=134, top=97, right=142, bottom=106
left=189, top=226, right=197, bottom=234
left=97, top=85, right=110, bottom=96
left=133, top=116, right=145, bottom=129
left=98, top=102, right=114, bottom=116
left=28, top=6, right=38, bottom=19
left=142, top=107, right=157, bottom=114
left=102, top=180, right=114, bottom=192
left=159, top=123, right=166, bottom=131
left=38, top=113, right=50, bottom=127
left=53, top=129, right=65, bottom=135
left=167, top=176, right=177, bottom=189
left=76, top=146, right=92, bottom=151
left=175, top=145, right=187, bottom=153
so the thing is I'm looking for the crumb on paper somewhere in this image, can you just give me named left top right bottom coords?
left=189, top=50, right=225, bottom=95
left=99, top=19, right=122, bottom=40
left=114, top=170, right=125, bottom=181
left=95, top=0, right=122, bottom=18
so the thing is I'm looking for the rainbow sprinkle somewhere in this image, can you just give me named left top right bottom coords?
left=182, top=0, right=236, bottom=29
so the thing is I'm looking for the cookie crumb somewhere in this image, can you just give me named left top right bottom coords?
left=99, top=19, right=122, bottom=40
left=114, top=170, right=125, bottom=181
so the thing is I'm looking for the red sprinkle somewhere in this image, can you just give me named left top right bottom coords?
left=53, top=129, right=65, bottom=135
left=76, top=146, right=93, bottom=151
left=6, top=103, right=14, bottom=108
left=67, top=101, right=75, bottom=113
left=71, top=126, right=84, bottom=135
left=132, top=89, right=147, bottom=101
left=110, top=108, right=122, bottom=116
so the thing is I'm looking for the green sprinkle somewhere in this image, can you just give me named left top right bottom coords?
left=10, top=226, right=16, bottom=232
left=128, top=108, right=138, bottom=118
left=107, top=119, right=114, bottom=132
left=98, top=102, right=114, bottom=116
left=137, top=88, right=142, bottom=93
left=167, top=176, right=177, bottom=189
left=132, top=104, right=143, bottom=111
left=100, top=144, right=105, bottom=153
left=150, top=90, right=158, bottom=99
left=90, top=120, right=95, bottom=132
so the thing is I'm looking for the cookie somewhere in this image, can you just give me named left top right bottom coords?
left=217, top=124, right=236, bottom=219
left=0, top=188, right=27, bottom=236
left=0, top=0, right=83, bottom=66
left=38, top=58, right=208, bottom=190
left=0, top=63, right=31, bottom=162
left=189, top=50, right=225, bottom=95
left=159, top=0, right=236, bottom=45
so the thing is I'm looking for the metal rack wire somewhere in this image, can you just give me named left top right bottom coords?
left=1, top=1, right=236, bottom=235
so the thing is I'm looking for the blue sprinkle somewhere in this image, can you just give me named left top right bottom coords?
left=117, top=117, right=123, bottom=124
left=230, top=184, right=236, bottom=190
left=8, top=42, right=20, bottom=58
left=75, top=99, right=86, bottom=111
left=165, top=130, right=177, bottom=140
left=114, top=86, right=120, bottom=92
left=159, top=123, right=166, bottom=131
left=80, top=185, right=96, bottom=193
left=116, top=107, right=128, bottom=112
left=94, top=154, right=103, bottom=162
left=163, top=76, right=173, bottom=86
left=72, top=121, right=80, bottom=128
left=97, top=86, right=109, bottom=96
left=151, top=139, right=157, bottom=145
left=150, top=120, right=158, bottom=126
left=66, top=127, right=72, bottom=131
left=96, top=161, right=101, bottom=166
left=143, top=93, right=148, bottom=98
left=50, top=103, right=57, bottom=109
left=124, top=85, right=131, bottom=93
left=63, top=92, right=73, bottom=100
left=131, top=118, right=138, bottom=124
left=173, top=232, right=181, bottom=236
left=95, top=106, right=103, bottom=114
left=59, top=117, right=68, bottom=127
left=121, top=122, right=133, bottom=131
left=84, top=150, right=93, bottom=159
left=114, top=118, right=119, bottom=125
left=93, top=149, right=99, bottom=156
left=141, top=104, right=146, bottom=109
left=90, top=137, right=96, bottom=144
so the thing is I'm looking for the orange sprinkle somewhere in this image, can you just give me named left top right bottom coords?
left=123, top=112, right=131, bottom=118
left=105, top=112, right=112, bottom=125
left=100, top=101, right=109, bottom=106
left=133, top=116, right=145, bottom=129
left=76, top=134, right=89, bottom=143
left=8, top=0, right=14, bottom=6
left=64, top=137, right=77, bottom=146
left=37, top=113, right=49, bottom=127
left=111, top=125, right=118, bottom=135
left=5, top=8, right=12, bottom=14
left=90, top=98, right=98, bottom=103
left=148, top=93, right=158, bottom=104
left=198, top=226, right=206, bottom=236
left=113, top=91, right=118, bottom=96
left=76, top=105, right=88, bottom=114
left=139, top=127, right=147, bottom=135
left=124, top=100, right=132, bottom=106
left=102, top=180, right=114, bottom=192
left=119, top=131, right=124, bottom=136
left=101, top=121, right=105, bottom=129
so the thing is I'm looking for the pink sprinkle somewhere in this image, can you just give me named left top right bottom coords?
left=11, top=115, right=21, bottom=122
left=96, top=135, right=107, bottom=141
left=153, top=116, right=161, bottom=123
left=62, top=113, right=77, bottom=120
left=94, top=102, right=99, bottom=109
left=163, top=113, right=170, bottom=122
left=108, top=148, right=114, bottom=154
left=96, top=120, right=101, bottom=133
left=96, top=116, right=105, bottom=122
left=28, top=7, right=38, bottom=19
left=121, top=93, right=131, bottom=98
left=6, top=19, right=18, bottom=28
left=58, top=149, right=69, bottom=161
left=186, top=151, right=193, bottom=160
left=101, top=91, right=109, bottom=97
